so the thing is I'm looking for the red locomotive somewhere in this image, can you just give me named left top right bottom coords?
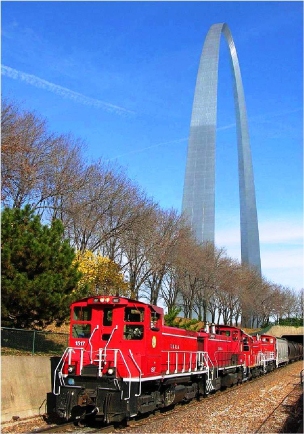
left=54, top=296, right=302, bottom=425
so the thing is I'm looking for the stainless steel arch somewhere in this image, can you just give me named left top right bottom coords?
left=182, top=23, right=261, bottom=274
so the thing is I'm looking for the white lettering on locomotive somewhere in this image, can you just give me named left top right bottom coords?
left=75, top=341, right=85, bottom=346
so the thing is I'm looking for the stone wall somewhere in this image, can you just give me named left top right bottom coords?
left=1, top=356, right=58, bottom=423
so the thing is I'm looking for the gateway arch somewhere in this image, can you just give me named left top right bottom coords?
left=182, top=23, right=261, bottom=274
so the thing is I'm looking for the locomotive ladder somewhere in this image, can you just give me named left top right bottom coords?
left=258, top=351, right=275, bottom=373
left=202, top=352, right=215, bottom=393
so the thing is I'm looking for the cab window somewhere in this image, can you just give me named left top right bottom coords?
left=220, top=331, right=230, bottom=336
left=72, top=323, right=91, bottom=338
left=124, top=307, right=144, bottom=322
left=123, top=307, right=144, bottom=340
left=103, top=308, right=113, bottom=326
left=72, top=306, right=92, bottom=338
left=73, top=306, right=92, bottom=321
left=150, top=311, right=161, bottom=330
left=123, top=325, right=144, bottom=340
left=243, top=338, right=250, bottom=351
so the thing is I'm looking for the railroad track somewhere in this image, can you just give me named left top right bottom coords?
left=29, top=420, right=118, bottom=433
left=253, top=381, right=303, bottom=433
left=31, top=368, right=297, bottom=434
left=117, top=370, right=288, bottom=433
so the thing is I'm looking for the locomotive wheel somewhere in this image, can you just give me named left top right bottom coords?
left=164, top=386, right=176, bottom=406
left=74, top=418, right=86, bottom=427
left=114, top=419, right=128, bottom=429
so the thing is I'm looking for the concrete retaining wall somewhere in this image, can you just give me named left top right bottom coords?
left=1, top=356, right=57, bottom=423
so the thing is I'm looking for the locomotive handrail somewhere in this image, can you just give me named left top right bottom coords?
left=97, top=348, right=103, bottom=376
left=202, top=352, right=214, bottom=371
left=164, top=350, right=211, bottom=375
left=80, top=347, right=84, bottom=372
left=214, top=350, right=244, bottom=373
left=95, top=347, right=133, bottom=400
left=88, top=325, right=99, bottom=363
left=54, top=346, right=134, bottom=400
left=129, top=349, right=142, bottom=396
left=257, top=351, right=275, bottom=371
left=102, top=325, right=118, bottom=363
left=53, top=347, right=75, bottom=395
left=203, top=352, right=215, bottom=385
left=114, top=348, right=132, bottom=400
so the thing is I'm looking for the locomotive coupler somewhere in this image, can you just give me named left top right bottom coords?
left=77, top=392, right=95, bottom=407
left=75, top=406, right=99, bottom=420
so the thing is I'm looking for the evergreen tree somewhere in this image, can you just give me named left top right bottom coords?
left=164, top=306, right=181, bottom=326
left=1, top=206, right=81, bottom=328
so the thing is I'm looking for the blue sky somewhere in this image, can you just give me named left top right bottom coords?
left=1, top=1, right=303, bottom=291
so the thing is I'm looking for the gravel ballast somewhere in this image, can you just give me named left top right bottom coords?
left=1, top=360, right=303, bottom=434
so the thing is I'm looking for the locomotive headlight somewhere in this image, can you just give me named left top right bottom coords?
left=107, top=368, right=115, bottom=376
left=68, top=365, right=75, bottom=374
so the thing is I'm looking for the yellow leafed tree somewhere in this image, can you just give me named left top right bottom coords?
left=73, top=250, right=129, bottom=298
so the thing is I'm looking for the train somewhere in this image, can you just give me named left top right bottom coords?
left=53, top=296, right=303, bottom=425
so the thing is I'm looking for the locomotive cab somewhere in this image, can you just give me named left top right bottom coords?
left=65, top=296, right=163, bottom=376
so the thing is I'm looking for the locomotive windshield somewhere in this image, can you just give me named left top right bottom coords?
left=103, top=308, right=113, bottom=326
left=72, top=306, right=92, bottom=338
left=73, top=306, right=92, bottom=321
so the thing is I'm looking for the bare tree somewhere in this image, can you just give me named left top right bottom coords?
left=118, top=200, right=161, bottom=299
left=282, top=287, right=301, bottom=320
left=1, top=99, right=87, bottom=221
left=174, top=236, right=206, bottom=319
left=160, top=225, right=194, bottom=312
left=143, top=209, right=185, bottom=305
left=189, top=243, right=229, bottom=323
left=295, top=288, right=304, bottom=320
left=2, top=100, right=57, bottom=209
left=216, top=258, right=242, bottom=325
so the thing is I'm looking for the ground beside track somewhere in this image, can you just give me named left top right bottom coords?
left=1, top=361, right=303, bottom=434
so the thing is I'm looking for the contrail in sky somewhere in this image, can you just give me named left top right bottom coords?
left=1, top=64, right=135, bottom=116
left=108, top=137, right=188, bottom=161
left=107, top=103, right=302, bottom=160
